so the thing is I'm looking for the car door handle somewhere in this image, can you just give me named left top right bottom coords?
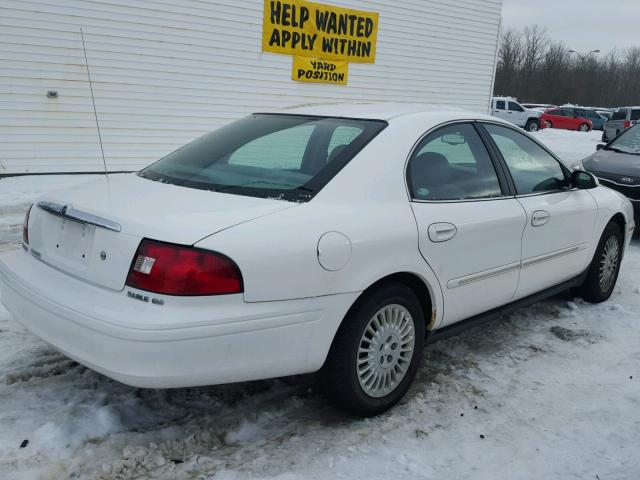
left=531, top=210, right=550, bottom=227
left=428, top=222, right=457, bottom=242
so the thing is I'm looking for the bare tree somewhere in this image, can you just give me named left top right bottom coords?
left=493, top=25, right=640, bottom=106
left=494, top=29, right=524, bottom=96
left=520, top=25, right=548, bottom=99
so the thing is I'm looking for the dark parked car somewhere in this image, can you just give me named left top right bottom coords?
left=582, top=124, right=640, bottom=220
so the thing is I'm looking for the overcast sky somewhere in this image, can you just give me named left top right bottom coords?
left=501, top=0, right=639, bottom=53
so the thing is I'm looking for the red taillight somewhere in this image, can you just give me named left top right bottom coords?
left=126, top=239, right=243, bottom=296
left=624, top=120, right=631, bottom=129
left=22, top=204, right=33, bottom=245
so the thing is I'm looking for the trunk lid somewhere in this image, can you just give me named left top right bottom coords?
left=27, top=174, right=296, bottom=291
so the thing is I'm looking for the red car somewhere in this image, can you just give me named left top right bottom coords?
left=540, top=107, right=593, bottom=132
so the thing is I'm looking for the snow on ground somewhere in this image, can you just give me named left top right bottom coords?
left=530, top=128, right=603, bottom=164
left=0, top=130, right=638, bottom=480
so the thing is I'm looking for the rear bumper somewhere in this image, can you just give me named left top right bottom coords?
left=0, top=249, right=357, bottom=388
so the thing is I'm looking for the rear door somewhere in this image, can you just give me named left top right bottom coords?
left=492, top=99, right=508, bottom=121
left=481, top=123, right=597, bottom=299
left=408, top=122, right=526, bottom=326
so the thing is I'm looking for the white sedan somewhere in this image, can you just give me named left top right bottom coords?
left=0, top=104, right=635, bottom=416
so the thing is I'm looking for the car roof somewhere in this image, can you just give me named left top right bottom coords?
left=256, top=102, right=498, bottom=123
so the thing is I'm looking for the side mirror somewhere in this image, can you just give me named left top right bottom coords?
left=571, top=170, right=598, bottom=189
left=596, top=143, right=605, bottom=150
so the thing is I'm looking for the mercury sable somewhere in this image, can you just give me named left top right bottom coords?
left=0, top=104, right=634, bottom=416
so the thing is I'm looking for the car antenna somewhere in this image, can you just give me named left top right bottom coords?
left=80, top=28, right=109, bottom=180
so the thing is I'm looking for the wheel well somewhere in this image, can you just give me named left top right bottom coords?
left=358, top=273, right=434, bottom=328
left=610, top=213, right=626, bottom=233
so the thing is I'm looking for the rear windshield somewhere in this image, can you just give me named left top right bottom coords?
left=139, top=114, right=387, bottom=202
left=609, top=125, right=640, bottom=155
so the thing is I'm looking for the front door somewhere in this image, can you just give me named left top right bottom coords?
left=481, top=123, right=598, bottom=299
left=408, top=123, right=526, bottom=326
left=507, top=101, right=527, bottom=127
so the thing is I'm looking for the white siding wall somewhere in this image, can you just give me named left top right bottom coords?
left=0, top=0, right=503, bottom=174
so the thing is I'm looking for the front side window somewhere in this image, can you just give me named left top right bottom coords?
left=408, top=124, right=503, bottom=201
left=484, top=124, right=568, bottom=195
left=508, top=102, right=524, bottom=112
left=561, top=108, right=574, bottom=117
left=139, top=114, right=386, bottom=201
left=608, top=125, right=640, bottom=154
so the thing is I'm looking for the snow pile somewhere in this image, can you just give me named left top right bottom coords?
left=0, top=130, right=638, bottom=480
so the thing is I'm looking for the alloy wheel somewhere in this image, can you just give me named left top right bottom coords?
left=599, top=235, right=620, bottom=292
left=357, top=304, right=415, bottom=398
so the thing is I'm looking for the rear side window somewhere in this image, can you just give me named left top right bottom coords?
left=484, top=124, right=567, bottom=195
left=612, top=109, right=627, bottom=120
left=575, top=109, right=586, bottom=118
left=631, top=110, right=640, bottom=121
left=496, top=100, right=506, bottom=109
left=561, top=109, right=574, bottom=117
left=139, top=114, right=386, bottom=202
left=408, top=123, right=503, bottom=201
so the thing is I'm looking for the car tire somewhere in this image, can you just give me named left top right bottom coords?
left=319, top=283, right=425, bottom=417
left=577, top=222, right=623, bottom=303
left=601, top=132, right=608, bottom=142
left=546, top=120, right=553, bottom=129
left=525, top=119, right=539, bottom=132
left=578, top=123, right=590, bottom=132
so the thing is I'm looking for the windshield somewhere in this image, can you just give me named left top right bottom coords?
left=139, top=114, right=387, bottom=202
left=608, top=125, right=640, bottom=155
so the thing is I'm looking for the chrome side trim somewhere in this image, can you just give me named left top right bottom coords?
left=447, top=261, right=520, bottom=289
left=37, top=201, right=121, bottom=232
left=521, top=243, right=589, bottom=269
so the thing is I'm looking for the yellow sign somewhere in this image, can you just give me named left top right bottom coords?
left=292, top=56, right=348, bottom=85
left=262, top=0, right=379, bottom=64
